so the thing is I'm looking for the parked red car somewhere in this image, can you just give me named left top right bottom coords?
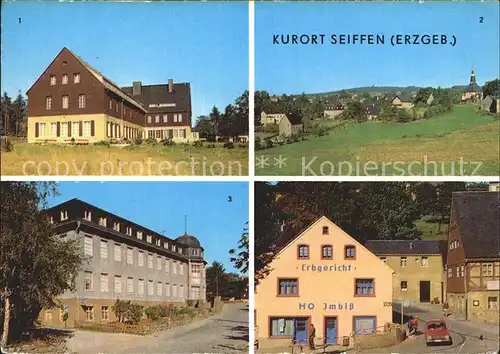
left=425, top=319, right=453, bottom=346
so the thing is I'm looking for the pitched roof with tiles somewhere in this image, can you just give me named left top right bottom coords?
left=285, top=112, right=303, bottom=125
left=121, top=83, right=191, bottom=114
left=364, top=240, right=446, bottom=256
left=452, top=191, right=500, bottom=259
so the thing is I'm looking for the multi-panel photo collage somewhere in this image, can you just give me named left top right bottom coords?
left=1, top=1, right=499, bottom=354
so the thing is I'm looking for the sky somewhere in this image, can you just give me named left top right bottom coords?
left=45, top=182, right=249, bottom=274
left=1, top=2, right=248, bottom=121
left=256, top=2, right=500, bottom=94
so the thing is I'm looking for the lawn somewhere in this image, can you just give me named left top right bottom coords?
left=415, top=218, right=447, bottom=240
left=1, top=142, right=248, bottom=176
left=256, top=105, right=499, bottom=176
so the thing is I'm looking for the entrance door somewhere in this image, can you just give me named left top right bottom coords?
left=325, top=317, right=338, bottom=344
left=294, top=318, right=308, bottom=344
left=420, top=281, right=431, bottom=302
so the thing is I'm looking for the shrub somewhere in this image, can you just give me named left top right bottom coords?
left=145, top=306, right=163, bottom=321
left=286, top=137, right=294, bottom=144
left=162, top=138, right=175, bottom=146
left=179, top=307, right=196, bottom=318
left=112, top=299, right=144, bottom=324
left=206, top=143, right=216, bottom=148
left=134, top=137, right=143, bottom=145
left=144, top=137, right=156, bottom=145
left=292, top=135, right=299, bottom=143
left=238, top=143, right=248, bottom=148
left=94, top=140, right=111, bottom=147
left=264, top=138, right=273, bottom=149
left=223, top=142, right=234, bottom=149
left=193, top=140, right=203, bottom=148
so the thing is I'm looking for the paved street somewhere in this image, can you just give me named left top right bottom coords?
left=356, top=303, right=499, bottom=354
left=66, top=303, right=249, bottom=354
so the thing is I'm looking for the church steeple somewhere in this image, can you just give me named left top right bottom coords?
left=469, top=68, right=476, bottom=85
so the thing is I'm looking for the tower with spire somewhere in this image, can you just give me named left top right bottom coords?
left=462, top=68, right=482, bottom=103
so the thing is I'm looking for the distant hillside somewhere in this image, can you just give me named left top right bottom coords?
left=289, top=85, right=473, bottom=98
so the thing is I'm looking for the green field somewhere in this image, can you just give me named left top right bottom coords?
left=415, top=219, right=447, bottom=240
left=256, top=105, right=499, bottom=176
left=1, top=142, right=248, bottom=176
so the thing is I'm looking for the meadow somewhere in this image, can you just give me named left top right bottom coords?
left=1, top=142, right=248, bottom=176
left=256, top=105, right=499, bottom=176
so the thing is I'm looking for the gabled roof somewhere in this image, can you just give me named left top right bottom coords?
left=121, top=83, right=191, bottom=113
left=365, top=240, right=445, bottom=256
left=363, top=103, right=381, bottom=115
left=393, top=94, right=412, bottom=103
left=70, top=51, right=147, bottom=112
left=451, top=192, right=500, bottom=259
left=285, top=112, right=303, bottom=125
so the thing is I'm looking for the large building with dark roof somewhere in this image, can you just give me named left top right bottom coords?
left=446, top=191, right=499, bottom=324
left=26, top=48, right=199, bottom=144
left=365, top=240, right=447, bottom=304
left=39, top=198, right=206, bottom=328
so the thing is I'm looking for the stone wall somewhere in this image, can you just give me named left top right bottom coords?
left=354, top=324, right=405, bottom=350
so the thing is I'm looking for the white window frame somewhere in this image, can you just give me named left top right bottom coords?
left=72, top=121, right=79, bottom=137
left=73, top=73, right=80, bottom=83
left=62, top=95, right=69, bottom=109
left=46, top=96, right=52, bottom=110
left=114, top=275, right=122, bottom=294
left=148, top=254, right=153, bottom=269
left=156, top=282, right=162, bottom=296
left=127, top=277, right=134, bottom=294
left=114, top=243, right=121, bottom=262
left=78, top=94, right=86, bottom=108
left=148, top=280, right=154, bottom=296
left=51, top=122, right=57, bottom=137
left=84, top=271, right=93, bottom=291
left=127, top=247, right=133, bottom=264
left=138, top=279, right=145, bottom=295
left=100, top=240, right=108, bottom=259
left=172, top=261, right=177, bottom=274
left=400, top=257, right=407, bottom=267
left=62, top=74, right=68, bottom=84
left=156, top=257, right=162, bottom=270
left=84, top=236, right=93, bottom=256
left=421, top=256, right=429, bottom=267
left=100, top=273, right=108, bottom=292
left=138, top=251, right=144, bottom=267
left=60, top=122, right=68, bottom=137
left=83, top=121, right=91, bottom=137
left=50, top=75, right=56, bottom=85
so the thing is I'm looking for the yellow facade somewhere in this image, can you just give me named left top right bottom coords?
left=382, top=255, right=445, bottom=304
left=255, top=216, right=394, bottom=350
left=27, top=114, right=144, bottom=144
left=144, top=125, right=199, bottom=143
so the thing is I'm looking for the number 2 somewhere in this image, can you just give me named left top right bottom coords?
left=479, top=17, right=484, bottom=23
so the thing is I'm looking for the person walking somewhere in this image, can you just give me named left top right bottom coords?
left=309, top=323, right=316, bottom=350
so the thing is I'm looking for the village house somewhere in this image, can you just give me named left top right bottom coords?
left=481, top=95, right=499, bottom=114
left=39, top=198, right=207, bottom=327
left=362, top=103, right=381, bottom=120
left=261, top=111, right=286, bottom=126
left=255, top=216, right=394, bottom=350
left=278, top=113, right=303, bottom=137
left=391, top=95, right=414, bottom=109
left=365, top=240, right=447, bottom=304
left=446, top=191, right=499, bottom=324
left=461, top=69, right=482, bottom=103
left=26, top=47, right=198, bottom=144
left=323, top=102, right=345, bottom=119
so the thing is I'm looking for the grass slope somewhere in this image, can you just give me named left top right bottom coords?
left=1, top=143, right=248, bottom=176
left=256, top=105, right=499, bottom=176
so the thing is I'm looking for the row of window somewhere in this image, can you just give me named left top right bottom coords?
left=46, top=95, right=86, bottom=110
left=55, top=209, right=202, bottom=256
left=147, top=113, right=183, bottom=124
left=83, top=271, right=185, bottom=298
left=147, top=128, right=188, bottom=140
left=108, top=99, right=141, bottom=119
left=83, top=235, right=192, bottom=275
left=447, top=263, right=494, bottom=278
left=106, top=122, right=140, bottom=140
left=49, top=73, right=80, bottom=86
left=35, top=121, right=93, bottom=138
left=380, top=256, right=429, bottom=268
left=449, top=240, right=461, bottom=251
left=277, top=278, right=374, bottom=297
left=297, top=244, right=356, bottom=260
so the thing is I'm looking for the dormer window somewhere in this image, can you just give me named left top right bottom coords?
left=137, top=231, right=143, bottom=240
left=99, top=217, right=107, bottom=227
left=60, top=210, right=68, bottom=221
left=164, top=242, right=169, bottom=249
left=49, top=216, right=54, bottom=224
left=113, top=222, right=120, bottom=232
left=84, top=210, right=92, bottom=221
left=146, top=235, right=152, bottom=243
left=126, top=227, right=132, bottom=236
left=172, top=245, right=176, bottom=252
left=178, top=247, right=182, bottom=254
left=156, top=238, right=161, bottom=246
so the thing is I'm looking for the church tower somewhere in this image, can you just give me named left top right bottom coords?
left=469, top=69, right=477, bottom=86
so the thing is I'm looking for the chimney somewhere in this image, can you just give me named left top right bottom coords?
left=132, top=81, right=142, bottom=96
left=168, top=79, right=174, bottom=93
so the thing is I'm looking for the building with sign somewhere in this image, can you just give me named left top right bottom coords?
left=365, top=240, right=447, bottom=304
left=26, top=47, right=198, bottom=144
left=446, top=191, right=499, bottom=324
left=255, top=216, right=394, bottom=350
left=39, top=198, right=207, bottom=327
